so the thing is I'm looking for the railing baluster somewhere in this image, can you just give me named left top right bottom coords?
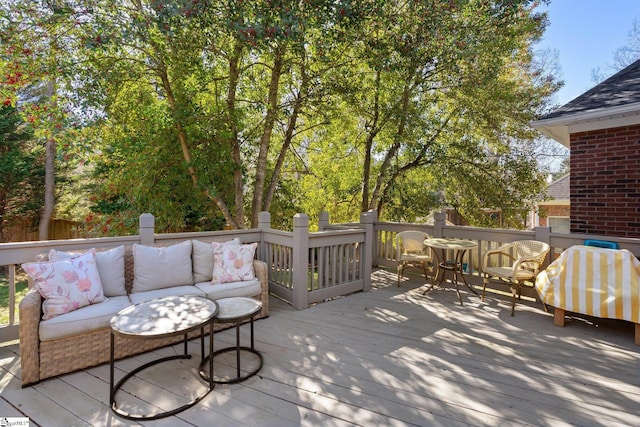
left=9, top=265, right=16, bottom=325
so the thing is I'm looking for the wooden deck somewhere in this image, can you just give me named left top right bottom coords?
left=1, top=269, right=639, bottom=426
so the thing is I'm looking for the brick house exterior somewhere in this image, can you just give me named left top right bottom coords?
left=537, top=174, right=570, bottom=232
left=532, top=59, right=640, bottom=238
left=538, top=205, right=570, bottom=226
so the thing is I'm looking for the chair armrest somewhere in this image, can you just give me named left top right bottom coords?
left=512, top=256, right=544, bottom=276
left=19, top=287, right=43, bottom=386
left=482, top=243, right=516, bottom=266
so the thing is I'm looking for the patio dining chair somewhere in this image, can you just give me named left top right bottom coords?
left=481, top=240, right=550, bottom=316
left=396, top=230, right=433, bottom=287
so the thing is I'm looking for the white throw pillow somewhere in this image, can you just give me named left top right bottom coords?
left=49, top=246, right=126, bottom=296
left=132, top=241, right=193, bottom=293
left=22, top=250, right=105, bottom=320
left=192, top=238, right=240, bottom=283
left=211, top=242, right=257, bottom=283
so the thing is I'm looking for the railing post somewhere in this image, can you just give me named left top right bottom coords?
left=360, top=211, right=374, bottom=292
left=434, top=211, right=446, bottom=238
left=535, top=226, right=552, bottom=266
left=534, top=226, right=551, bottom=245
left=257, top=211, right=271, bottom=263
left=258, top=211, right=271, bottom=229
left=292, top=214, right=309, bottom=310
left=139, top=213, right=155, bottom=245
left=318, top=211, right=330, bottom=231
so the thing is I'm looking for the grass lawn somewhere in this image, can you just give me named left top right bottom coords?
left=0, top=274, right=29, bottom=324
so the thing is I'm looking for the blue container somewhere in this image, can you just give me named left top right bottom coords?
left=584, top=240, right=619, bottom=249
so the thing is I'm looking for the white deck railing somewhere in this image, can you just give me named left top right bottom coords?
left=0, top=212, right=373, bottom=342
left=262, top=213, right=371, bottom=310
left=371, top=211, right=640, bottom=291
left=2, top=210, right=640, bottom=344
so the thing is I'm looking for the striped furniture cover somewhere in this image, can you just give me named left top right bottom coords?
left=535, top=245, right=640, bottom=344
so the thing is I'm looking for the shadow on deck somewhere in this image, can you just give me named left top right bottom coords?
left=0, top=268, right=638, bottom=426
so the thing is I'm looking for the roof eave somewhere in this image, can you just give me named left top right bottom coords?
left=530, top=101, right=640, bottom=147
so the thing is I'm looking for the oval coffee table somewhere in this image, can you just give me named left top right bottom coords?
left=110, top=295, right=219, bottom=420
left=200, top=296, right=263, bottom=384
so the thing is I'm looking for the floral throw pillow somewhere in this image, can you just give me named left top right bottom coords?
left=22, top=250, right=105, bottom=320
left=48, top=246, right=126, bottom=297
left=211, top=242, right=257, bottom=283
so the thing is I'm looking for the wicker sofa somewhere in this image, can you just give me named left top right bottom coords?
left=19, top=239, right=269, bottom=387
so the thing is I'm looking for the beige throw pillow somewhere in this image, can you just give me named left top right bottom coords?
left=192, top=238, right=240, bottom=283
left=132, top=241, right=193, bottom=293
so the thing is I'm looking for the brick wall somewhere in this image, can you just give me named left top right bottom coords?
left=570, top=124, right=640, bottom=238
left=538, top=204, right=570, bottom=226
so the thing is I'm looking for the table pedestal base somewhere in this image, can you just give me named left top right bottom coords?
left=423, top=250, right=478, bottom=306
left=200, top=315, right=263, bottom=384
left=110, top=327, right=214, bottom=421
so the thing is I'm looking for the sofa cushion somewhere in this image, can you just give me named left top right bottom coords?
left=39, top=296, right=131, bottom=341
left=211, top=242, right=257, bottom=283
left=132, top=241, right=193, bottom=293
left=194, top=279, right=261, bottom=301
left=192, top=238, right=240, bottom=283
left=49, top=246, right=126, bottom=297
left=22, top=250, right=105, bottom=320
left=128, top=285, right=206, bottom=305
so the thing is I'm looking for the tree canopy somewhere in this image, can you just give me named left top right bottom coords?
left=0, top=0, right=560, bottom=233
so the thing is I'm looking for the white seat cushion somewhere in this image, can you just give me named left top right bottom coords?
left=128, top=285, right=206, bottom=305
left=194, top=279, right=261, bottom=301
left=39, top=296, right=131, bottom=341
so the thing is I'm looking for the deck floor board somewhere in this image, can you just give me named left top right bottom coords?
left=1, top=269, right=638, bottom=426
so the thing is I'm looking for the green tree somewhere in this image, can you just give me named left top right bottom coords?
left=0, top=1, right=78, bottom=239
left=1, top=0, right=561, bottom=234
left=0, top=105, right=42, bottom=242
left=305, top=0, right=558, bottom=226
left=27, top=0, right=363, bottom=231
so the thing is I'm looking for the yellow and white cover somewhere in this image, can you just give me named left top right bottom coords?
left=535, top=245, right=640, bottom=323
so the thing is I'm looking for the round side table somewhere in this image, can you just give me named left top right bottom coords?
left=110, top=295, right=218, bottom=420
left=200, top=296, right=263, bottom=384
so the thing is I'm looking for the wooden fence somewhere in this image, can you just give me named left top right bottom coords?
left=3, top=219, right=83, bottom=242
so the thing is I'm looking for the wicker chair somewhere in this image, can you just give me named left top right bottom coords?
left=396, top=231, right=432, bottom=286
left=482, top=240, right=550, bottom=316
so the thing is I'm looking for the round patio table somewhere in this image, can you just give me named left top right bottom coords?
left=424, top=237, right=478, bottom=305
left=200, top=297, right=263, bottom=384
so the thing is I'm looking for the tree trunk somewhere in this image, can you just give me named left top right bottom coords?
left=39, top=138, right=55, bottom=240
left=368, top=82, right=411, bottom=211
left=263, top=58, right=308, bottom=213
left=227, top=41, right=245, bottom=229
left=361, top=70, right=381, bottom=212
left=250, top=45, right=285, bottom=227
left=0, top=189, right=8, bottom=243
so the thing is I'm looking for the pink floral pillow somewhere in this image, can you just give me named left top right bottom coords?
left=22, top=250, right=105, bottom=320
left=211, top=242, right=257, bottom=283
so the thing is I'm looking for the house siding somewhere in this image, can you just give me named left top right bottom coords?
left=570, top=124, right=640, bottom=238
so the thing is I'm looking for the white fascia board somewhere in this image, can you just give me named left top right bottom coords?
left=538, top=199, right=570, bottom=206
left=530, top=102, right=640, bottom=148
